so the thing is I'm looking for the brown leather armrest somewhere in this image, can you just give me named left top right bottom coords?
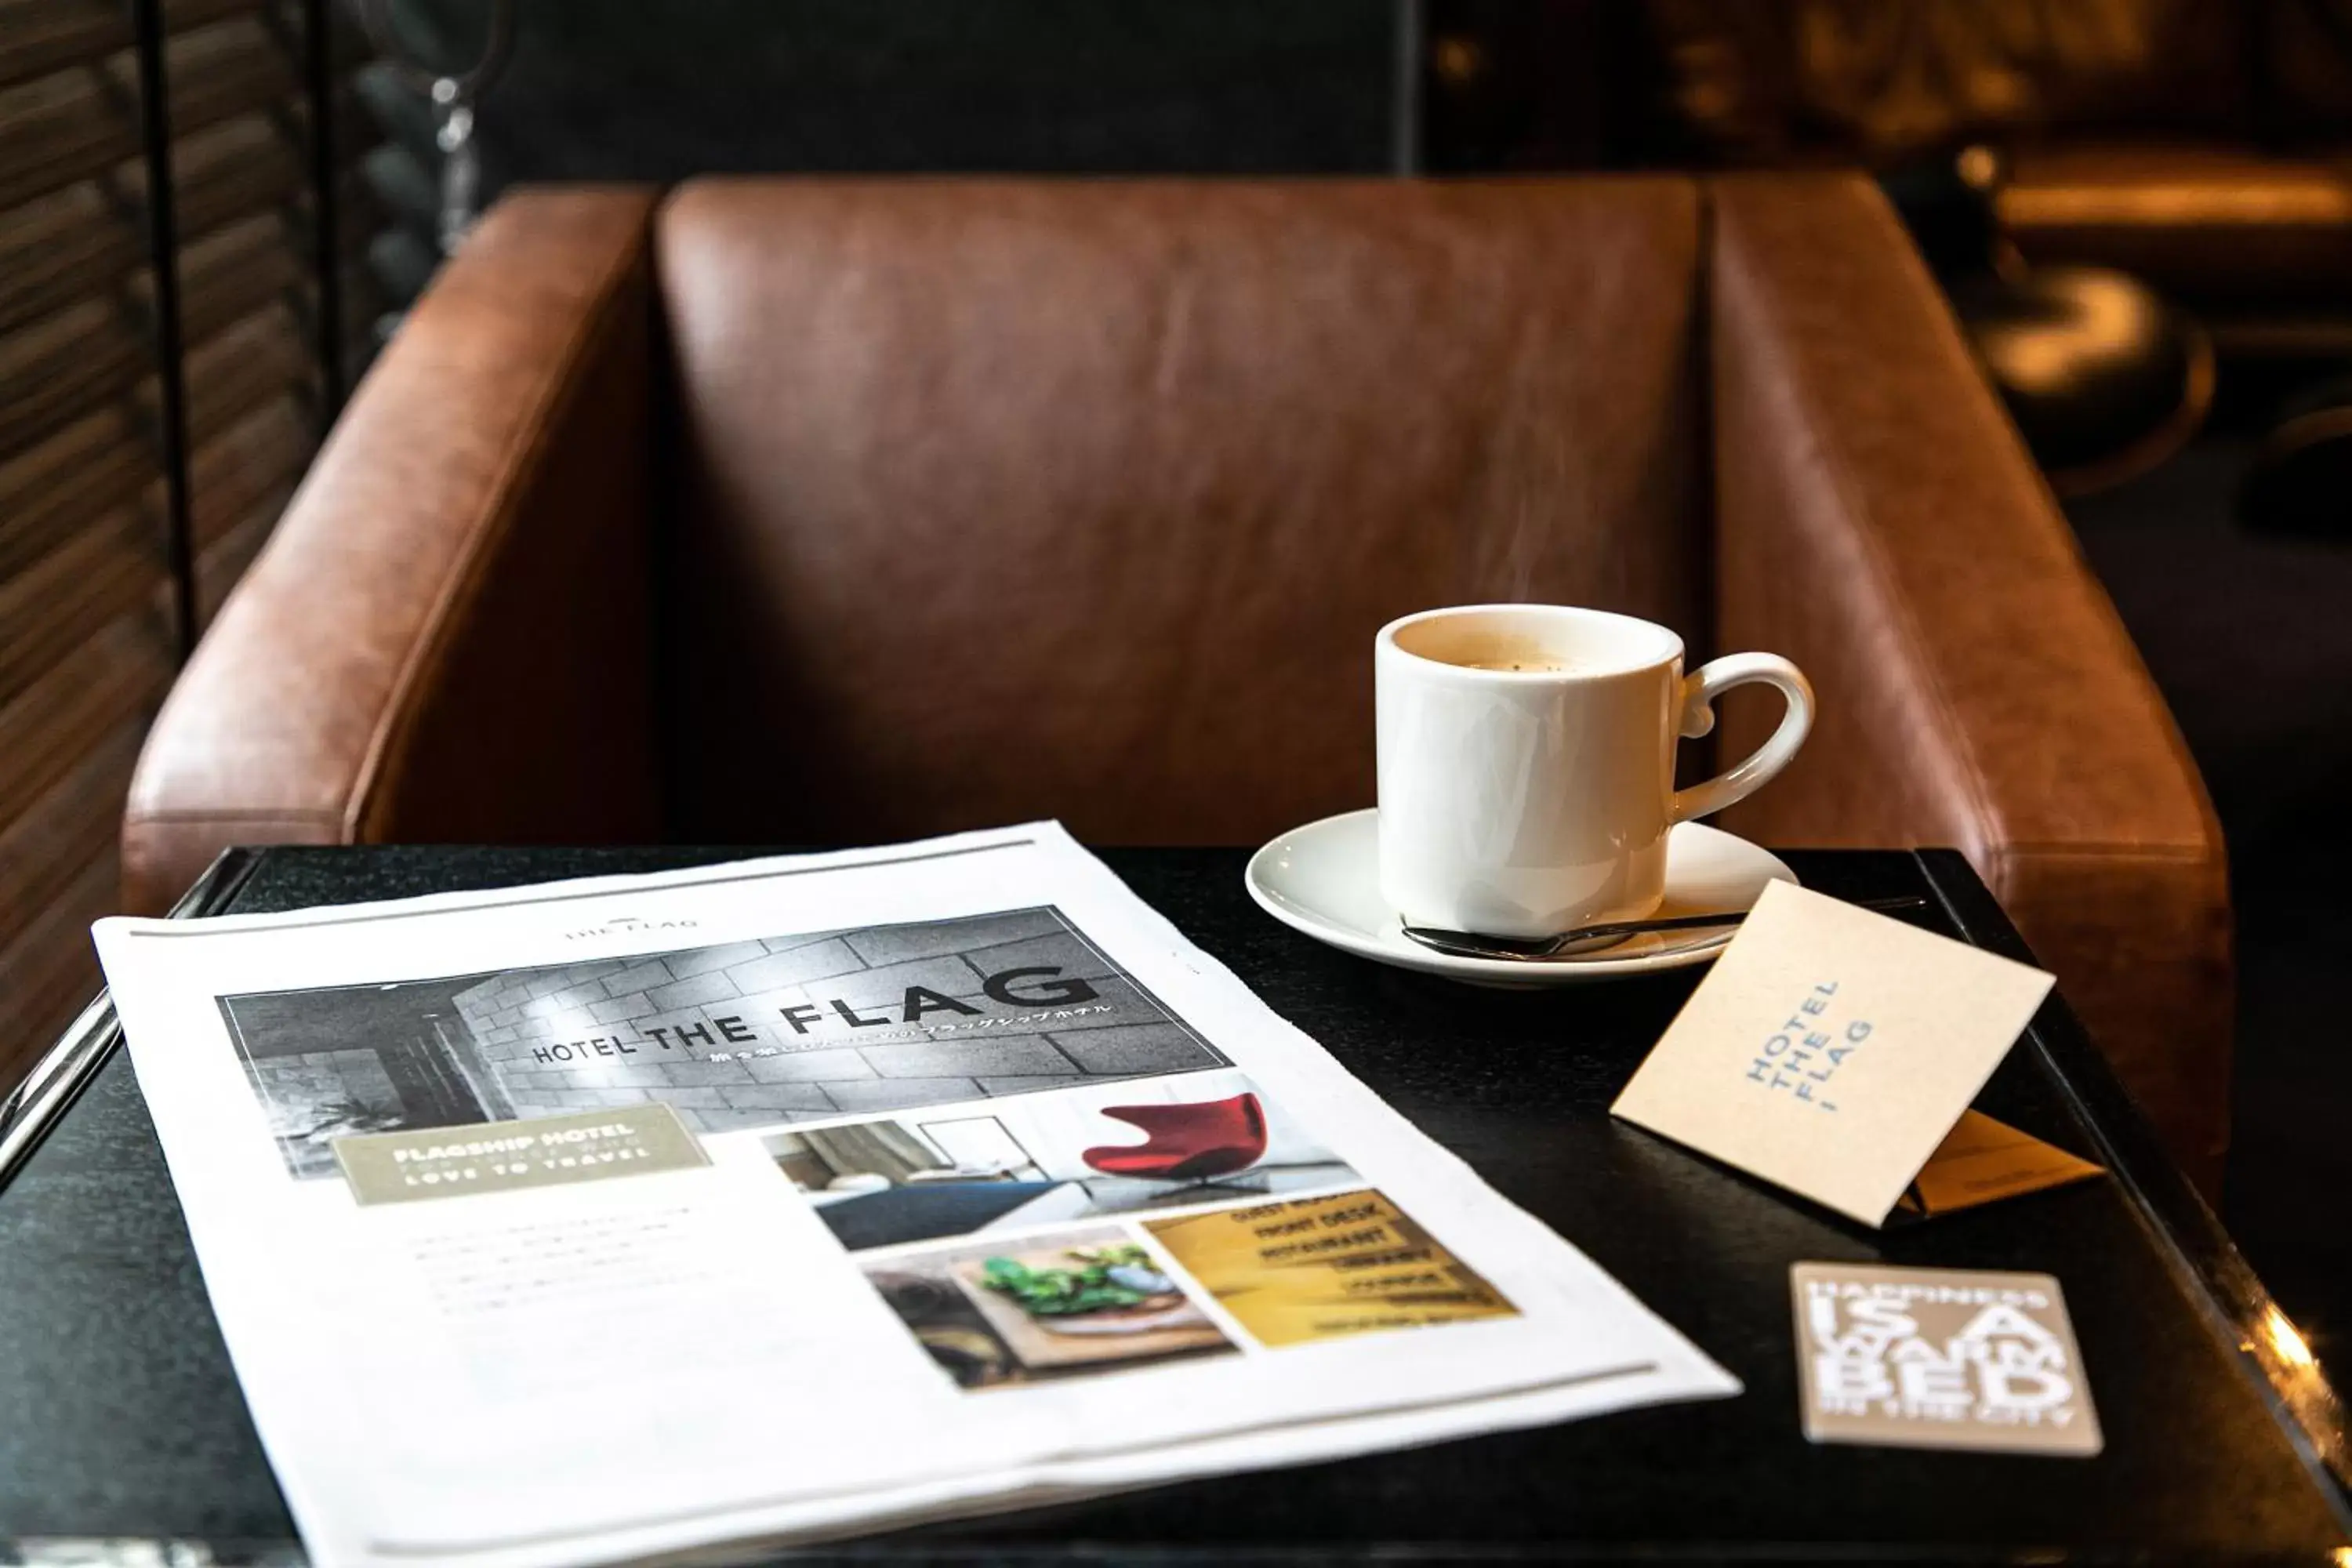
left=122, top=187, right=665, bottom=916
left=1706, top=172, right=2231, bottom=1189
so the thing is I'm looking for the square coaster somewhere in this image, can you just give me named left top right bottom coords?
left=1612, top=883, right=2056, bottom=1227
left=1791, top=1261, right=2101, bottom=1456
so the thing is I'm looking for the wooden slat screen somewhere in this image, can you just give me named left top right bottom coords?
left=0, top=0, right=379, bottom=1083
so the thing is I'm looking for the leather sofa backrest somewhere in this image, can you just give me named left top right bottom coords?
left=652, top=177, right=1704, bottom=844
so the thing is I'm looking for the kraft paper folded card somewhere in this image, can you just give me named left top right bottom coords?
left=1895, top=1109, right=2103, bottom=1219
left=1610, top=882, right=2100, bottom=1228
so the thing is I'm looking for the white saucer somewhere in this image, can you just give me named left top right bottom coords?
left=1243, top=809, right=1797, bottom=986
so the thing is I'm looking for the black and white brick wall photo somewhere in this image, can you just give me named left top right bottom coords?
left=221, top=907, right=1228, bottom=1178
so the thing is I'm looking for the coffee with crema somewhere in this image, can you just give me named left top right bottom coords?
left=1430, top=634, right=1586, bottom=676
left=1377, top=604, right=1815, bottom=938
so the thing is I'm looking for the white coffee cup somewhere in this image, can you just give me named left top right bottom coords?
left=1375, top=604, right=1813, bottom=937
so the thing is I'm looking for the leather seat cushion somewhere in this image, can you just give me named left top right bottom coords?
left=652, top=178, right=1706, bottom=844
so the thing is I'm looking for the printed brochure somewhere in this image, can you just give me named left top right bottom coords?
left=94, top=823, right=1735, bottom=1567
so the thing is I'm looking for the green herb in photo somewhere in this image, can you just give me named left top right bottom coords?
left=980, top=1244, right=1171, bottom=1317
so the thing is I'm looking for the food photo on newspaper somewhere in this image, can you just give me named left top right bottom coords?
left=90, top=823, right=1739, bottom=1568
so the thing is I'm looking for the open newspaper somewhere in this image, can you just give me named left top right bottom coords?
left=94, top=823, right=1736, bottom=1566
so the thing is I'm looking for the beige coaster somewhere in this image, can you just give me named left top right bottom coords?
left=1613, top=882, right=2063, bottom=1226
left=1791, top=1261, right=2102, bottom=1455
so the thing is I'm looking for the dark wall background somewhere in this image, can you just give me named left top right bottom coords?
left=359, top=0, right=1414, bottom=302
left=459, top=0, right=1401, bottom=179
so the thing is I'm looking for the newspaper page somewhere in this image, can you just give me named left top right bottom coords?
left=93, top=822, right=1736, bottom=1567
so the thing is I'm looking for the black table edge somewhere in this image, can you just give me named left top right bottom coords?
left=0, top=848, right=262, bottom=1184
left=3, top=845, right=2347, bottom=1542
left=1914, top=848, right=2351, bottom=1513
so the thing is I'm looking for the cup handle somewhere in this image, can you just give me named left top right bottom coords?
left=1669, top=653, right=1816, bottom=824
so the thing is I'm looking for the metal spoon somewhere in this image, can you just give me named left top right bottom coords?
left=1401, top=893, right=1930, bottom=962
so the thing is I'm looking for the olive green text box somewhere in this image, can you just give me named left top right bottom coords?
left=333, top=1104, right=708, bottom=1204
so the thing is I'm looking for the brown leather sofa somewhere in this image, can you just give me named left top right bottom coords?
left=120, top=174, right=2230, bottom=1185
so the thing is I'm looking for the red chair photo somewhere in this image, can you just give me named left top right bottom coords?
left=1082, top=1093, right=1268, bottom=1185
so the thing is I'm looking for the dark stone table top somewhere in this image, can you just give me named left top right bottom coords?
left=1, top=844, right=2346, bottom=1563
